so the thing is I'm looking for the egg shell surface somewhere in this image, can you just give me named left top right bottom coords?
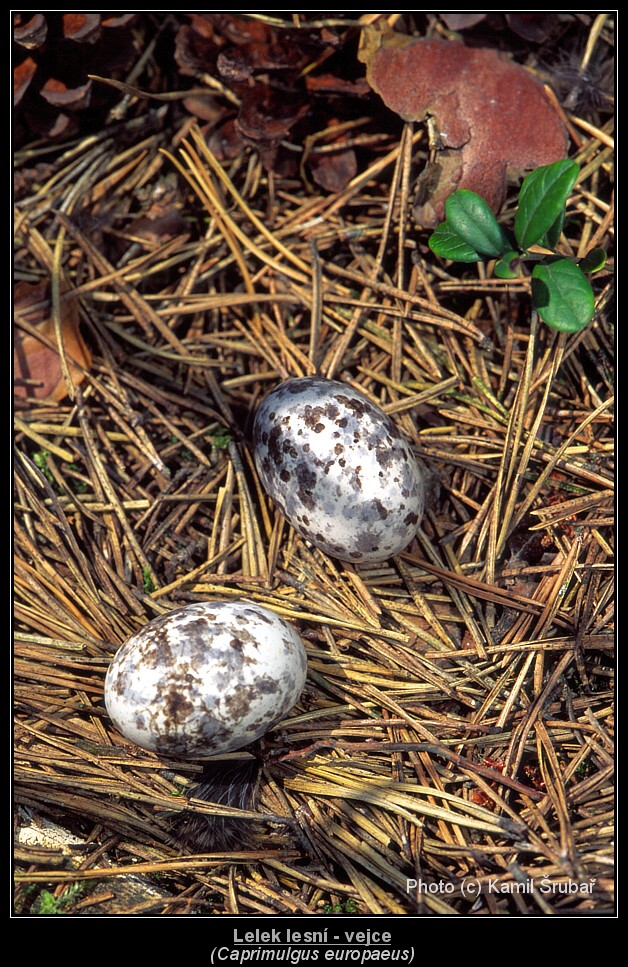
left=104, top=601, right=308, bottom=759
left=253, top=376, right=425, bottom=562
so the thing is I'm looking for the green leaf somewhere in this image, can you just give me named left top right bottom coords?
left=444, top=190, right=509, bottom=257
left=531, top=258, right=595, bottom=332
left=539, top=208, right=565, bottom=251
left=428, top=221, right=483, bottom=262
left=578, top=247, right=607, bottom=274
left=494, top=251, right=522, bottom=279
left=515, top=160, right=579, bottom=251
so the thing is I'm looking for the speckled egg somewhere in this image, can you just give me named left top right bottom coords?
left=252, top=376, right=425, bottom=562
left=104, top=601, right=308, bottom=759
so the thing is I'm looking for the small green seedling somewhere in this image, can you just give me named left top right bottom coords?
left=211, top=428, right=233, bottom=450
left=142, top=567, right=158, bottom=593
left=32, top=883, right=84, bottom=915
left=428, top=160, right=606, bottom=333
left=322, top=898, right=361, bottom=915
left=33, top=448, right=54, bottom=484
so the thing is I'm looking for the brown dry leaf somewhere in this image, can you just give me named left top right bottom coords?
left=131, top=209, right=190, bottom=247
left=504, top=13, right=562, bottom=43
left=174, top=14, right=217, bottom=77
left=440, top=13, right=561, bottom=43
left=308, top=119, right=358, bottom=193
left=176, top=14, right=335, bottom=81
left=359, top=26, right=569, bottom=226
left=236, top=83, right=309, bottom=151
left=309, top=147, right=358, bottom=193
left=207, top=118, right=245, bottom=161
left=14, top=281, right=92, bottom=402
left=174, top=14, right=351, bottom=177
left=439, top=14, right=488, bottom=32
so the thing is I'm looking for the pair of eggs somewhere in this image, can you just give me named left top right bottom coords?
left=105, top=378, right=425, bottom=759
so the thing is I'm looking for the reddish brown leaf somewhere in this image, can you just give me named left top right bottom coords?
left=236, top=82, right=309, bottom=148
left=207, top=118, right=245, bottom=161
left=307, top=119, right=359, bottom=193
left=309, top=146, right=357, bottom=193
left=359, top=27, right=569, bottom=226
left=14, top=281, right=92, bottom=403
left=14, top=280, right=48, bottom=326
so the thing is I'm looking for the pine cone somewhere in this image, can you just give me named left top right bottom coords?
left=13, top=13, right=139, bottom=146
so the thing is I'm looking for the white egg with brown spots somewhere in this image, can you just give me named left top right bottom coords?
left=253, top=376, right=425, bottom=562
left=104, top=601, right=307, bottom=759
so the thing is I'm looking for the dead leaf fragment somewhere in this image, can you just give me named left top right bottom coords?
left=439, top=14, right=487, bottom=32
left=309, top=145, right=358, bottom=194
left=174, top=14, right=353, bottom=178
left=14, top=281, right=92, bottom=402
left=359, top=28, right=569, bottom=226
left=236, top=83, right=309, bottom=147
left=440, top=12, right=561, bottom=43
left=505, top=14, right=562, bottom=43
left=131, top=209, right=190, bottom=247
left=306, top=118, right=359, bottom=193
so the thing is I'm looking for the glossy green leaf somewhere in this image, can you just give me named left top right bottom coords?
left=515, top=160, right=579, bottom=251
left=494, top=251, right=522, bottom=279
left=531, top=258, right=595, bottom=332
left=444, top=190, right=508, bottom=257
left=428, top=221, right=483, bottom=262
left=578, top=247, right=607, bottom=274
left=539, top=208, right=565, bottom=251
